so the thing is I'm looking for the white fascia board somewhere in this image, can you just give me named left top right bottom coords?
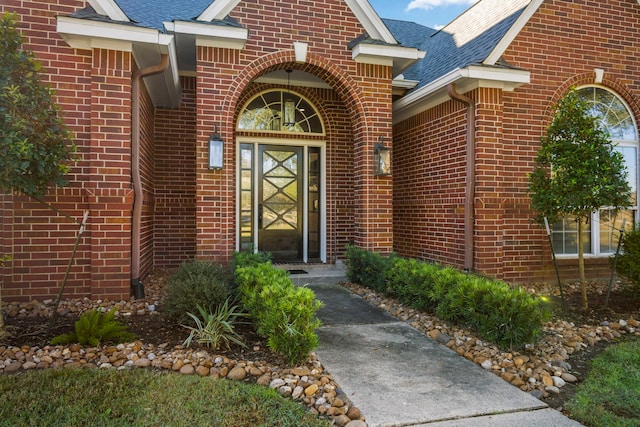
left=392, top=77, right=419, bottom=90
left=87, top=0, right=130, bottom=22
left=198, top=0, right=242, bottom=21
left=484, top=0, right=544, bottom=65
left=172, top=20, right=248, bottom=49
left=464, top=65, right=530, bottom=85
left=392, top=66, right=530, bottom=124
left=352, top=43, right=425, bottom=65
left=57, top=16, right=160, bottom=50
left=344, top=0, right=396, bottom=44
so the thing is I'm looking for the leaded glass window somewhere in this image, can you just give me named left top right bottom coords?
left=237, top=91, right=324, bottom=134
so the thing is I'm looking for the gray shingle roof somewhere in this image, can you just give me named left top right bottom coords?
left=383, top=0, right=530, bottom=90
left=114, top=0, right=214, bottom=31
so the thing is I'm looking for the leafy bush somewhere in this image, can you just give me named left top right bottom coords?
left=164, top=260, right=234, bottom=322
left=51, top=309, right=136, bottom=346
left=181, top=300, right=248, bottom=350
left=235, top=262, right=323, bottom=364
left=231, top=249, right=271, bottom=272
left=615, top=226, right=640, bottom=290
left=344, top=245, right=392, bottom=292
left=344, top=247, right=550, bottom=349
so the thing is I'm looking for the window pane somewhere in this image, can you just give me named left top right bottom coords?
left=552, top=217, right=591, bottom=254
left=599, top=209, right=635, bottom=253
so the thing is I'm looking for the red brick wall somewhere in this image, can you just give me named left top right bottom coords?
left=393, top=100, right=467, bottom=266
left=154, top=76, right=197, bottom=267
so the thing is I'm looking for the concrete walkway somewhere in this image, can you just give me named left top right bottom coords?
left=285, top=266, right=583, bottom=427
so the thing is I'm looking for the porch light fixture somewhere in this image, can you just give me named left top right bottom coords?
left=373, top=136, right=391, bottom=176
left=208, top=125, right=224, bottom=170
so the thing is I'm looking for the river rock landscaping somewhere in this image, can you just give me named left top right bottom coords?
left=1, top=270, right=639, bottom=424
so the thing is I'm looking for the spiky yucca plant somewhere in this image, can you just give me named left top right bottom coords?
left=181, top=300, right=248, bottom=350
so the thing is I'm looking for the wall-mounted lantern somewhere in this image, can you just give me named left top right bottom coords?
left=208, top=125, right=224, bottom=170
left=373, top=136, right=391, bottom=176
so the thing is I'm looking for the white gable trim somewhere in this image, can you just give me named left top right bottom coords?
left=198, top=0, right=241, bottom=21
left=483, top=0, right=544, bottom=65
left=343, top=0, right=396, bottom=44
left=393, top=66, right=530, bottom=124
left=87, top=0, right=130, bottom=22
left=198, top=0, right=396, bottom=44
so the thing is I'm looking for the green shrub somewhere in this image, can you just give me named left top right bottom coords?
left=435, top=275, right=550, bottom=348
left=344, top=247, right=551, bottom=349
left=164, top=260, right=234, bottom=322
left=344, top=245, right=392, bottom=292
left=51, top=309, right=136, bottom=346
left=615, top=226, right=640, bottom=289
left=235, top=262, right=323, bottom=364
left=386, top=257, right=438, bottom=310
left=231, top=249, right=271, bottom=272
left=181, top=300, right=248, bottom=350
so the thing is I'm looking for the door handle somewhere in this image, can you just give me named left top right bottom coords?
left=258, top=204, right=263, bottom=229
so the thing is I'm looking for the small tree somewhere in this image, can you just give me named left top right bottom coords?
left=529, top=88, right=632, bottom=310
left=0, top=12, right=75, bottom=338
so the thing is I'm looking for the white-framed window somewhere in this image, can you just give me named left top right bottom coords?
left=553, top=86, right=638, bottom=256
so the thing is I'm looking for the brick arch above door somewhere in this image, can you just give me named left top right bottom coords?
left=221, top=49, right=373, bottom=145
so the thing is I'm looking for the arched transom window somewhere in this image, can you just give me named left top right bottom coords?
left=553, top=86, right=639, bottom=255
left=237, top=90, right=324, bottom=134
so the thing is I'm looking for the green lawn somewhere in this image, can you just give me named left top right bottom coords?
left=566, top=339, right=640, bottom=427
left=0, top=368, right=331, bottom=427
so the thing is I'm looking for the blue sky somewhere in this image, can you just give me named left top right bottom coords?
left=368, top=0, right=479, bottom=29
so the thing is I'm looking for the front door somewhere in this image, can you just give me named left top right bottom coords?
left=258, top=145, right=303, bottom=261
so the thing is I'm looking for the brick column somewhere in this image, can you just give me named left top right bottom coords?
left=352, top=63, right=394, bottom=254
left=87, top=49, right=133, bottom=300
left=473, top=88, right=505, bottom=279
left=195, top=46, right=239, bottom=263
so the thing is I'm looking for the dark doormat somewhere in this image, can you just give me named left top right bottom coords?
left=288, top=269, right=308, bottom=275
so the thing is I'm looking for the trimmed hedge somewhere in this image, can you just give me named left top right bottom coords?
left=233, top=255, right=323, bottom=364
left=344, top=246, right=550, bottom=349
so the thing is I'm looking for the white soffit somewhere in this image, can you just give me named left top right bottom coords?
left=169, top=20, right=248, bottom=49
left=56, top=16, right=181, bottom=108
left=393, top=66, right=530, bottom=124
left=86, top=0, right=130, bottom=22
left=56, top=16, right=160, bottom=51
left=352, top=43, right=426, bottom=75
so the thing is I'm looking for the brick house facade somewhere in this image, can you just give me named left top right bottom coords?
left=1, top=0, right=639, bottom=301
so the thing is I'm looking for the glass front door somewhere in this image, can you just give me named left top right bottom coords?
left=259, top=145, right=303, bottom=261
left=238, top=143, right=322, bottom=262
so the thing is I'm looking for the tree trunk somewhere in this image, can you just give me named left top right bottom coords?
left=0, top=289, right=7, bottom=339
left=578, top=217, right=588, bottom=310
